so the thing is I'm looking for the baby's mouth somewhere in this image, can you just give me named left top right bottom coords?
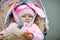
left=25, top=20, right=29, bottom=22
left=25, top=19, right=30, bottom=22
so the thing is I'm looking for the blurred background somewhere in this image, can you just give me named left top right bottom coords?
left=42, top=0, right=60, bottom=40
left=0, top=0, right=60, bottom=40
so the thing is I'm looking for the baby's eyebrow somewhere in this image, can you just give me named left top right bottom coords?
left=29, top=15, right=34, bottom=17
left=22, top=15, right=26, bottom=17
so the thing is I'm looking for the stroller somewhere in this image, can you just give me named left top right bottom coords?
left=0, top=0, right=49, bottom=40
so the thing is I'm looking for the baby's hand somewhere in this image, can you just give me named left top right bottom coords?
left=24, top=31, right=33, bottom=39
left=0, top=34, right=3, bottom=40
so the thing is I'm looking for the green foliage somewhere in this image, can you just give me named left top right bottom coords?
left=0, top=0, right=1, bottom=2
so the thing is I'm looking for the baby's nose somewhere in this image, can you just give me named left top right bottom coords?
left=26, top=18, right=30, bottom=20
left=26, top=17, right=30, bottom=19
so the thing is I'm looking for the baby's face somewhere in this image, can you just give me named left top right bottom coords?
left=20, top=14, right=33, bottom=23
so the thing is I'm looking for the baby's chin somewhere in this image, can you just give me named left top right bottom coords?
left=24, top=21, right=31, bottom=23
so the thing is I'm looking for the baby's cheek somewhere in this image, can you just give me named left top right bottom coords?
left=28, top=18, right=32, bottom=20
left=20, top=18, right=25, bottom=21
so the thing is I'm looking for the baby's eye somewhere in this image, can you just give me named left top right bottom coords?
left=29, top=16, right=33, bottom=18
left=22, top=16, right=26, bottom=17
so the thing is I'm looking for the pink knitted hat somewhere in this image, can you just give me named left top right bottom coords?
left=14, top=5, right=35, bottom=18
